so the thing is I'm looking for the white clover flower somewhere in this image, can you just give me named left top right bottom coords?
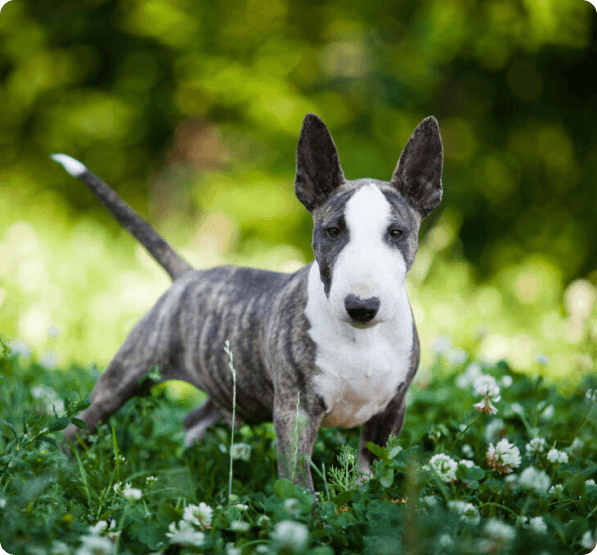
left=422, top=495, right=438, bottom=508
left=230, top=520, right=250, bottom=532
left=284, top=498, right=301, bottom=516
left=230, top=442, right=252, bottom=462
left=585, top=389, right=597, bottom=403
left=122, top=483, right=142, bottom=501
left=88, top=521, right=108, bottom=535
left=534, top=354, right=550, bottom=366
left=510, top=402, right=524, bottom=415
left=546, top=449, right=569, bottom=464
left=568, top=437, right=584, bottom=457
left=234, top=503, right=249, bottom=510
left=474, top=375, right=500, bottom=398
left=430, top=335, right=451, bottom=356
left=183, top=502, right=213, bottom=530
left=257, top=515, right=271, bottom=526
left=500, top=375, right=513, bottom=387
left=549, top=484, right=563, bottom=496
left=473, top=375, right=501, bottom=414
left=485, top=518, right=516, bottom=541
left=446, top=348, right=467, bottom=365
left=428, top=454, right=458, bottom=483
left=10, top=339, right=31, bottom=358
left=461, top=444, right=474, bottom=458
left=529, top=516, right=548, bottom=535
left=459, top=459, right=475, bottom=468
left=0, top=498, right=6, bottom=509
left=486, top=439, right=521, bottom=474
left=456, top=362, right=483, bottom=389
left=519, top=467, right=551, bottom=494
left=580, top=529, right=596, bottom=550
left=437, top=534, right=454, bottom=548
left=226, top=545, right=242, bottom=555
left=525, top=438, right=546, bottom=456
left=447, top=500, right=480, bottom=525
left=75, top=535, right=115, bottom=555
left=31, top=385, right=65, bottom=415
left=51, top=540, right=70, bottom=555
left=113, top=482, right=123, bottom=495
left=167, top=521, right=206, bottom=547
left=586, top=479, right=596, bottom=489
left=271, top=520, right=309, bottom=552
left=504, top=474, right=519, bottom=490
left=145, top=475, right=158, bottom=484
left=540, top=405, right=554, bottom=421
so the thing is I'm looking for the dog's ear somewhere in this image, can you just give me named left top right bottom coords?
left=294, top=113, right=345, bottom=212
left=391, top=116, right=443, bottom=218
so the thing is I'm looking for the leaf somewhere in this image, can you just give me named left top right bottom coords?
left=331, top=490, right=354, bottom=507
left=456, top=463, right=469, bottom=481
left=48, top=417, right=71, bottom=432
left=388, top=445, right=403, bottom=459
left=467, top=466, right=485, bottom=480
left=0, top=418, right=18, bottom=441
left=380, top=468, right=394, bottom=488
left=71, top=418, right=86, bottom=429
left=466, top=480, right=480, bottom=490
left=273, top=478, right=294, bottom=499
left=35, top=435, right=57, bottom=448
left=74, top=399, right=91, bottom=412
left=366, top=441, right=388, bottom=462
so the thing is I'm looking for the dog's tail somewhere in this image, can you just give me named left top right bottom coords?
left=51, top=154, right=194, bottom=281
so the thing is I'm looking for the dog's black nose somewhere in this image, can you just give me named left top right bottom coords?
left=344, top=294, right=380, bottom=324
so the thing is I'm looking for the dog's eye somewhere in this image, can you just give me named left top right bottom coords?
left=326, top=227, right=340, bottom=238
left=389, top=228, right=403, bottom=239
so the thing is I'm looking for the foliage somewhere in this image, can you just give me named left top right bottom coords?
left=0, top=0, right=596, bottom=373
left=1, top=337, right=596, bottom=554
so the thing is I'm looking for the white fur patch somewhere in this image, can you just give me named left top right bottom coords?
left=327, top=184, right=408, bottom=324
left=51, top=154, right=88, bottom=177
left=305, top=184, right=414, bottom=428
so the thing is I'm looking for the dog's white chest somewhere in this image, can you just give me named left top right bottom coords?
left=305, top=266, right=414, bottom=428
left=313, top=324, right=413, bottom=428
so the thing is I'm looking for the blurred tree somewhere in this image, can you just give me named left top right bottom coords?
left=0, top=0, right=595, bottom=281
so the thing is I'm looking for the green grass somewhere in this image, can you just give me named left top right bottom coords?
left=0, top=334, right=596, bottom=555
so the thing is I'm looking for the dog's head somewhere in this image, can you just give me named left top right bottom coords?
left=295, top=113, right=443, bottom=328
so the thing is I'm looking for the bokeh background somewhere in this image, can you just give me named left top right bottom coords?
left=0, top=0, right=595, bottom=389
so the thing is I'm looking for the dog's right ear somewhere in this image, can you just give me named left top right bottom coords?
left=294, top=113, right=345, bottom=212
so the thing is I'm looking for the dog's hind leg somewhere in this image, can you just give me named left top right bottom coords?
left=63, top=299, right=185, bottom=445
left=183, top=398, right=224, bottom=445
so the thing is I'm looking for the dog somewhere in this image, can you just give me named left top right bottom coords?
left=52, top=113, right=443, bottom=494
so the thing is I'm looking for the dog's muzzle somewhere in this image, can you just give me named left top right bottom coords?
left=344, top=294, right=380, bottom=326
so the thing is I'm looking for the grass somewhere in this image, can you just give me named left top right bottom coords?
left=0, top=333, right=596, bottom=555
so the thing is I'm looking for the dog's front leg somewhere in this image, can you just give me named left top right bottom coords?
left=357, top=393, right=407, bottom=479
left=273, top=394, right=324, bottom=495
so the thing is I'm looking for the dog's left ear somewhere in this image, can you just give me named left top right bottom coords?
left=391, top=116, right=443, bottom=218
left=294, top=113, right=345, bottom=212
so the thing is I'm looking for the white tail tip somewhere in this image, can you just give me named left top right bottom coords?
left=50, top=154, right=88, bottom=177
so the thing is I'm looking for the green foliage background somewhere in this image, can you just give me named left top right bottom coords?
left=0, top=0, right=596, bottom=383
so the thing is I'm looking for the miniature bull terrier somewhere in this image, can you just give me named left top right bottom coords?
left=52, top=113, right=443, bottom=494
